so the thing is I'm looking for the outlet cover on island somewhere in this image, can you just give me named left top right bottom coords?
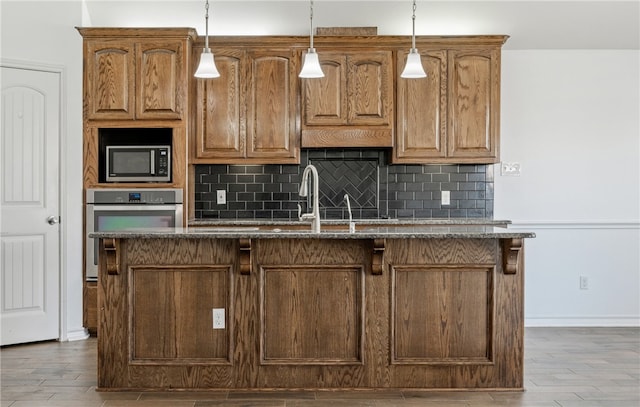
left=212, top=308, right=225, bottom=329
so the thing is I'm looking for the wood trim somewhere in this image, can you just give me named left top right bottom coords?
left=301, top=128, right=392, bottom=148
left=316, top=27, right=378, bottom=36
left=187, top=35, right=509, bottom=49
left=77, top=27, right=198, bottom=40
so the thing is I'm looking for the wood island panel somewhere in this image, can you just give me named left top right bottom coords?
left=97, top=236, right=525, bottom=391
left=129, top=265, right=231, bottom=363
left=261, top=265, right=364, bottom=364
left=392, top=265, right=494, bottom=363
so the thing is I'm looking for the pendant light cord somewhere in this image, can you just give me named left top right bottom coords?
left=309, top=0, right=315, bottom=50
left=204, top=0, right=210, bottom=50
left=411, top=0, right=417, bottom=51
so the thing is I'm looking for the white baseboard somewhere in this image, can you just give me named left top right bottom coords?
left=65, top=328, right=90, bottom=342
left=525, top=317, right=640, bottom=327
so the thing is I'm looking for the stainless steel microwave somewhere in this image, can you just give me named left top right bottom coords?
left=105, top=145, right=171, bottom=182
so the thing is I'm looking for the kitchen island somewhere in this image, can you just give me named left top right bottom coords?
left=91, top=223, right=534, bottom=391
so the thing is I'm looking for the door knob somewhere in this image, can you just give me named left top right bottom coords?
left=47, top=216, right=60, bottom=225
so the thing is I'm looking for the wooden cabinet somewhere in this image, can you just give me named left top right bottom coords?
left=394, top=47, right=502, bottom=164
left=96, top=236, right=527, bottom=390
left=84, top=36, right=189, bottom=121
left=84, top=40, right=135, bottom=120
left=78, top=28, right=196, bottom=333
left=395, top=50, right=448, bottom=161
left=193, top=48, right=299, bottom=164
left=301, top=50, right=394, bottom=148
left=447, top=48, right=500, bottom=161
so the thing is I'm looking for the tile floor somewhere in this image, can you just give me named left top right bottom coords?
left=1, top=328, right=638, bottom=406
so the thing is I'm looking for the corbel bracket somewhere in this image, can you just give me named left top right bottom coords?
left=103, top=238, right=120, bottom=275
left=239, top=238, right=252, bottom=275
left=372, top=238, right=386, bottom=275
left=502, top=238, right=523, bottom=275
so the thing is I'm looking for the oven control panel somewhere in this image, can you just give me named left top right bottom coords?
left=86, top=188, right=183, bottom=205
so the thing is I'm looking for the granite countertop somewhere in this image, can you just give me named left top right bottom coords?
left=89, top=224, right=535, bottom=240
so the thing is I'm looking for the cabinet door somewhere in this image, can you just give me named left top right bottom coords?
left=246, top=50, right=299, bottom=163
left=347, top=51, right=393, bottom=126
left=136, top=41, right=185, bottom=120
left=194, top=49, right=245, bottom=160
left=394, top=50, right=447, bottom=163
left=447, top=48, right=500, bottom=161
left=302, top=53, right=348, bottom=125
left=85, top=41, right=135, bottom=120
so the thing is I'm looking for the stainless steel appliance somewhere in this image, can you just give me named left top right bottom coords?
left=105, top=145, right=171, bottom=182
left=85, top=188, right=183, bottom=281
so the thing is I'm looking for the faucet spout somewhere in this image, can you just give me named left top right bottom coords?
left=299, top=164, right=321, bottom=233
left=344, top=194, right=355, bottom=233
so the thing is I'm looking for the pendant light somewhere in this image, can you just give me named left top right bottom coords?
left=299, top=0, right=324, bottom=78
left=401, top=0, right=427, bottom=78
left=194, top=0, right=220, bottom=78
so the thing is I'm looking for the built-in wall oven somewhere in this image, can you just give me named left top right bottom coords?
left=85, top=188, right=183, bottom=281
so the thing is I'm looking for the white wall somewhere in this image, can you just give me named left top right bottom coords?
left=496, top=50, right=640, bottom=326
left=1, top=1, right=86, bottom=340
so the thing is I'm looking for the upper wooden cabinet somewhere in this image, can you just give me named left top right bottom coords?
left=394, top=45, right=502, bottom=164
left=447, top=48, right=500, bottom=161
left=395, top=50, right=448, bottom=162
left=301, top=50, right=394, bottom=148
left=79, top=28, right=195, bottom=121
left=193, top=48, right=299, bottom=164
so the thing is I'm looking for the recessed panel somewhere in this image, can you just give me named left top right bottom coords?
left=261, top=265, right=364, bottom=364
left=129, top=265, right=232, bottom=364
left=392, top=265, right=494, bottom=364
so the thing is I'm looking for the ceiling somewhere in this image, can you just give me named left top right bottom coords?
left=82, top=0, right=639, bottom=50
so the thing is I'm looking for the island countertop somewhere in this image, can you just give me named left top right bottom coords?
left=89, top=224, right=534, bottom=239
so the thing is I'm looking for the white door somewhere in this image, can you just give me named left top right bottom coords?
left=0, top=65, right=61, bottom=345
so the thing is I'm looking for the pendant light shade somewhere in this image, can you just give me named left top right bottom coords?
left=195, top=0, right=220, bottom=79
left=401, top=49, right=427, bottom=78
left=300, top=49, right=324, bottom=78
left=299, top=0, right=324, bottom=78
left=401, top=0, right=427, bottom=79
left=195, top=49, right=220, bottom=78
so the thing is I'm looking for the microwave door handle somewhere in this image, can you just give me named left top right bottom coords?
left=150, top=150, right=155, bottom=175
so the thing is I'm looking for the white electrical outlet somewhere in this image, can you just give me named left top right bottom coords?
left=216, top=190, right=226, bottom=205
left=501, top=162, right=522, bottom=176
left=212, top=308, right=225, bottom=329
left=580, top=276, right=589, bottom=290
left=441, top=190, right=450, bottom=206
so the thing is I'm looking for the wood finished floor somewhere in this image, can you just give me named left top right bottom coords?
left=1, top=328, right=638, bottom=407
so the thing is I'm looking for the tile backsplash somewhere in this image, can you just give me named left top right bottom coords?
left=195, top=149, right=494, bottom=220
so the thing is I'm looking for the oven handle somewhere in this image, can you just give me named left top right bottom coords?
left=88, top=204, right=182, bottom=211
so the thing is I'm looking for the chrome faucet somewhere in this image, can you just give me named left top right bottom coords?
left=344, top=194, right=355, bottom=233
left=298, top=164, right=321, bottom=233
